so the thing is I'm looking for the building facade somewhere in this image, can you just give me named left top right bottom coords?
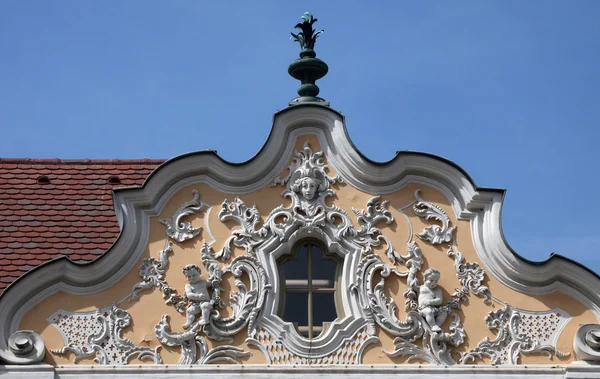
left=2, top=13, right=600, bottom=379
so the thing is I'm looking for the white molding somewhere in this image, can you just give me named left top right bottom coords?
left=5, top=363, right=600, bottom=378
left=2, top=104, right=600, bottom=363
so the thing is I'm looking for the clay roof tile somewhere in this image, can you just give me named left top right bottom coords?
left=0, top=158, right=163, bottom=292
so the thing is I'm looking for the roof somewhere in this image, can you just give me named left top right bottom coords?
left=0, top=158, right=164, bottom=293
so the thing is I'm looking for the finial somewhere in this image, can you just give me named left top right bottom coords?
left=291, top=12, right=323, bottom=54
left=288, top=12, right=329, bottom=106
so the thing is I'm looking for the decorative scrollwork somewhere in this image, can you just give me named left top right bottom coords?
left=353, top=196, right=401, bottom=263
left=219, top=197, right=265, bottom=257
left=153, top=249, right=270, bottom=358
left=154, top=315, right=251, bottom=365
left=128, top=243, right=188, bottom=312
left=353, top=241, right=466, bottom=365
left=574, top=324, right=600, bottom=361
left=50, top=141, right=570, bottom=367
left=205, top=254, right=270, bottom=341
left=272, top=141, right=341, bottom=189
left=413, top=190, right=456, bottom=245
left=460, top=306, right=570, bottom=365
left=447, top=247, right=491, bottom=304
left=51, top=306, right=162, bottom=365
left=384, top=312, right=465, bottom=365
left=160, top=189, right=205, bottom=242
left=0, top=330, right=45, bottom=364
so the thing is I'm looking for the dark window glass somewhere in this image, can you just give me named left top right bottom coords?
left=282, top=292, right=308, bottom=327
left=283, top=244, right=308, bottom=280
left=312, top=292, right=338, bottom=328
left=279, top=242, right=340, bottom=339
left=311, top=246, right=337, bottom=285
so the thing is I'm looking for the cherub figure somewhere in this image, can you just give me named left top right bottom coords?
left=182, top=264, right=213, bottom=329
left=418, top=268, right=444, bottom=332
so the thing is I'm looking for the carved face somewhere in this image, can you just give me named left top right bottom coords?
left=301, top=178, right=318, bottom=200
left=424, top=274, right=439, bottom=289
left=184, top=268, right=201, bottom=284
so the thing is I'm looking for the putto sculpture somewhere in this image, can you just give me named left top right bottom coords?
left=418, top=269, right=444, bottom=332
left=182, top=264, right=214, bottom=329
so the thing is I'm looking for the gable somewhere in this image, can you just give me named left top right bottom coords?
left=2, top=105, right=600, bottom=376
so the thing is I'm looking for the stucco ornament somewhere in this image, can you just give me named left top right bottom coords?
left=214, top=141, right=398, bottom=359
left=0, top=330, right=45, bottom=364
left=354, top=242, right=466, bottom=365
left=418, top=269, right=446, bottom=332
left=152, top=242, right=257, bottom=363
left=51, top=305, right=162, bottom=364
left=573, top=324, right=600, bottom=361
left=447, top=247, right=491, bottom=304
left=51, top=191, right=254, bottom=365
left=159, top=189, right=205, bottom=242
left=130, top=243, right=187, bottom=312
left=182, top=264, right=215, bottom=328
left=413, top=190, right=456, bottom=245
left=272, top=140, right=343, bottom=218
left=460, top=305, right=570, bottom=365
left=129, top=142, right=492, bottom=364
left=45, top=143, right=573, bottom=366
left=408, top=191, right=491, bottom=304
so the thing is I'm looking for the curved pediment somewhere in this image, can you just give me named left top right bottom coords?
left=2, top=103, right=600, bottom=369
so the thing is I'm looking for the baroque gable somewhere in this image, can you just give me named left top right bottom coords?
left=2, top=105, right=600, bottom=377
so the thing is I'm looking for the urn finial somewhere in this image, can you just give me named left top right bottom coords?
left=288, top=12, right=329, bottom=106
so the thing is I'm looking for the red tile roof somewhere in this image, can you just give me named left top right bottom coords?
left=0, top=158, right=164, bottom=293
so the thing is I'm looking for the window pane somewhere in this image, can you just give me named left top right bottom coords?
left=312, top=292, right=337, bottom=328
left=282, top=292, right=308, bottom=328
left=311, top=245, right=337, bottom=287
left=283, top=244, right=308, bottom=280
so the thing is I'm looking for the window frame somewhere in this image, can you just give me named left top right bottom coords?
left=277, top=239, right=344, bottom=339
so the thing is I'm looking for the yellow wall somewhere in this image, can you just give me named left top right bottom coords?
left=20, top=134, right=597, bottom=365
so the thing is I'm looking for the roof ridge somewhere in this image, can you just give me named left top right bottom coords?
left=0, top=158, right=166, bottom=164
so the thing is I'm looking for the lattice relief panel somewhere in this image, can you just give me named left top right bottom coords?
left=49, top=306, right=161, bottom=365
left=49, top=309, right=108, bottom=360
left=250, top=327, right=374, bottom=365
left=460, top=306, right=570, bottom=365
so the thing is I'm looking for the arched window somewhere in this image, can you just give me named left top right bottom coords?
left=278, top=241, right=342, bottom=339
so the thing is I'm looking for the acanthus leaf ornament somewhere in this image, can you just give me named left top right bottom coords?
left=353, top=196, right=401, bottom=263
left=272, top=141, right=341, bottom=189
left=405, top=191, right=492, bottom=305
left=219, top=197, right=267, bottom=257
left=447, top=247, right=492, bottom=304
left=153, top=236, right=268, bottom=360
left=413, top=190, right=456, bottom=245
left=154, top=315, right=250, bottom=365
left=129, top=242, right=188, bottom=312
left=160, top=189, right=205, bottom=242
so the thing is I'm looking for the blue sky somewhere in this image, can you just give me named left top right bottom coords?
left=1, top=2, right=600, bottom=273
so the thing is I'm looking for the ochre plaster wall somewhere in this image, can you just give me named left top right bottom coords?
left=20, top=134, right=597, bottom=365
